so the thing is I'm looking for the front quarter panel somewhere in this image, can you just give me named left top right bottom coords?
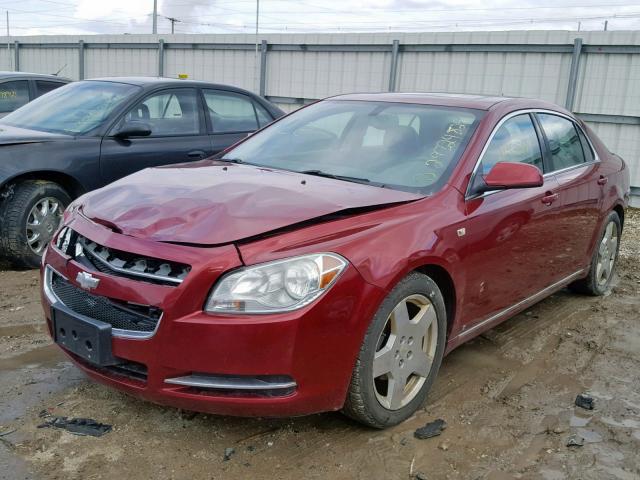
left=0, top=138, right=101, bottom=191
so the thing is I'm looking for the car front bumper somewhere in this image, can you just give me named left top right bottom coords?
left=41, top=214, right=384, bottom=417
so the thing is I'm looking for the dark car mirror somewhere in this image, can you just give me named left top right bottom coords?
left=114, top=121, right=152, bottom=138
left=481, top=162, right=543, bottom=191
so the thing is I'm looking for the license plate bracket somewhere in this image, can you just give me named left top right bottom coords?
left=52, top=306, right=119, bottom=366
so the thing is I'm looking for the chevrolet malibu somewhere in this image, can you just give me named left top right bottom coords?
left=41, top=93, right=630, bottom=428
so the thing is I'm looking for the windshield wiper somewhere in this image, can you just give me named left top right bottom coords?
left=299, top=169, right=371, bottom=185
left=219, top=157, right=244, bottom=164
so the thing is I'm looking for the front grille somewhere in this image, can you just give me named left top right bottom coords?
left=55, top=227, right=190, bottom=286
left=50, top=272, right=161, bottom=334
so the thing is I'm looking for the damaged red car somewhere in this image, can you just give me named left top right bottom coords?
left=41, top=93, right=630, bottom=428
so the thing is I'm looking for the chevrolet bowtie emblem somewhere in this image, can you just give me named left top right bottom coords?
left=76, top=271, right=100, bottom=290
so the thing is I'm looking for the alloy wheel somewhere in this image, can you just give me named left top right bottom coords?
left=25, top=197, right=63, bottom=255
left=596, top=220, right=618, bottom=288
left=372, top=294, right=438, bottom=410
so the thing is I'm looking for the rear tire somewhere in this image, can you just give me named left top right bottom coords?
left=342, top=272, right=447, bottom=428
left=569, top=210, right=621, bottom=296
left=0, top=180, right=70, bottom=269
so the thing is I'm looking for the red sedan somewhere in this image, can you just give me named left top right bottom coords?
left=41, top=93, right=630, bottom=428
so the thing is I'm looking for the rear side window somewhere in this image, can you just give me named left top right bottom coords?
left=537, top=113, right=585, bottom=171
left=479, top=114, right=543, bottom=175
left=254, top=102, right=273, bottom=127
left=35, top=80, right=65, bottom=98
left=0, top=80, right=30, bottom=113
left=203, top=90, right=259, bottom=133
left=576, top=127, right=596, bottom=163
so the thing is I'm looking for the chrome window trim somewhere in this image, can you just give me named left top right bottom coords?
left=465, top=108, right=600, bottom=200
left=44, top=265, right=162, bottom=340
left=457, top=269, right=585, bottom=341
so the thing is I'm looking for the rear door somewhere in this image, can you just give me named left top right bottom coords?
left=460, top=113, right=563, bottom=330
left=202, top=89, right=272, bottom=153
left=535, top=112, right=602, bottom=274
left=99, top=87, right=212, bottom=183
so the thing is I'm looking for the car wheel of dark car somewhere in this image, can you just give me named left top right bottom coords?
left=0, top=180, right=70, bottom=268
left=343, top=272, right=446, bottom=428
left=569, top=210, right=622, bottom=296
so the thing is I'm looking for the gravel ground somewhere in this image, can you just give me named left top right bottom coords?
left=0, top=209, right=638, bottom=480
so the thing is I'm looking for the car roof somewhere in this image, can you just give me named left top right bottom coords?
left=326, top=92, right=566, bottom=113
left=0, top=71, right=71, bottom=81
left=87, top=76, right=254, bottom=92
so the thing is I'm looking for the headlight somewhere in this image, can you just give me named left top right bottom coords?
left=205, top=253, right=348, bottom=314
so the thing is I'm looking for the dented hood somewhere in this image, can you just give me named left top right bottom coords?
left=80, top=160, right=422, bottom=245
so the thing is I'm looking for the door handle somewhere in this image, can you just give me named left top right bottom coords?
left=597, top=175, right=608, bottom=186
left=541, top=192, right=559, bottom=205
left=187, top=150, right=206, bottom=159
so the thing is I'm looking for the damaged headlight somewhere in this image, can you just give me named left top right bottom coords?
left=205, top=253, right=348, bottom=314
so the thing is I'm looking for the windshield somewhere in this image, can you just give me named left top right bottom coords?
left=1, top=81, right=140, bottom=135
left=223, top=100, right=483, bottom=194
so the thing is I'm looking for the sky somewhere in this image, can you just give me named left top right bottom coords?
left=3, top=0, right=640, bottom=36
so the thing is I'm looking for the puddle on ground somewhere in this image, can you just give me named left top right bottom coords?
left=601, top=416, right=640, bottom=429
left=0, top=344, right=64, bottom=372
left=576, top=428, right=603, bottom=443
left=570, top=414, right=592, bottom=427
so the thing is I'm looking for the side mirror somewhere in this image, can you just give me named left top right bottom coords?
left=114, top=121, right=152, bottom=138
left=482, top=162, right=543, bottom=191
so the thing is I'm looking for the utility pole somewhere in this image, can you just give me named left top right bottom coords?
left=604, top=20, right=608, bottom=31
left=152, top=0, right=158, bottom=34
left=577, top=21, right=581, bottom=32
left=167, top=16, right=178, bottom=34
left=6, top=11, right=10, bottom=71
left=254, top=0, right=260, bottom=92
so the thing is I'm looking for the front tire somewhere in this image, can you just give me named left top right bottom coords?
left=343, top=272, right=447, bottom=428
left=0, top=180, right=70, bottom=268
left=569, top=210, right=621, bottom=296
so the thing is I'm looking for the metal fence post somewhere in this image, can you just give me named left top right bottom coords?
left=158, top=39, right=165, bottom=77
left=259, top=40, right=268, bottom=97
left=388, top=39, right=400, bottom=92
left=78, top=40, right=85, bottom=80
left=565, top=37, right=583, bottom=111
left=13, top=40, right=19, bottom=71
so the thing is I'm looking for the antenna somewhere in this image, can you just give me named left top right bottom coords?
left=52, top=63, right=67, bottom=76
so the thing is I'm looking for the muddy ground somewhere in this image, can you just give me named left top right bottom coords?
left=1, top=210, right=639, bottom=480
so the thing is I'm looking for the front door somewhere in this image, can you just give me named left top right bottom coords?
left=100, top=88, right=212, bottom=184
left=458, top=113, right=564, bottom=333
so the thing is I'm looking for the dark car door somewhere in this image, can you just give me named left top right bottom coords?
left=459, top=113, right=565, bottom=333
left=202, top=89, right=273, bottom=153
left=535, top=112, right=603, bottom=274
left=99, top=87, right=212, bottom=183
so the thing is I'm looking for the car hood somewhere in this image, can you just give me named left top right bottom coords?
left=0, top=123, right=71, bottom=145
left=79, top=160, right=423, bottom=245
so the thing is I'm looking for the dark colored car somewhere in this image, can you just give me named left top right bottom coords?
left=41, top=93, right=630, bottom=428
left=0, top=77, right=284, bottom=267
left=0, top=71, right=70, bottom=118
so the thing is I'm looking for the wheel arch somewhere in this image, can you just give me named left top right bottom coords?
left=413, top=263, right=457, bottom=340
left=613, top=203, right=625, bottom=231
left=1, top=171, right=86, bottom=199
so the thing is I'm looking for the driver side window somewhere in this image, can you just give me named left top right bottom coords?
left=480, top=114, right=543, bottom=175
left=124, top=89, right=200, bottom=137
